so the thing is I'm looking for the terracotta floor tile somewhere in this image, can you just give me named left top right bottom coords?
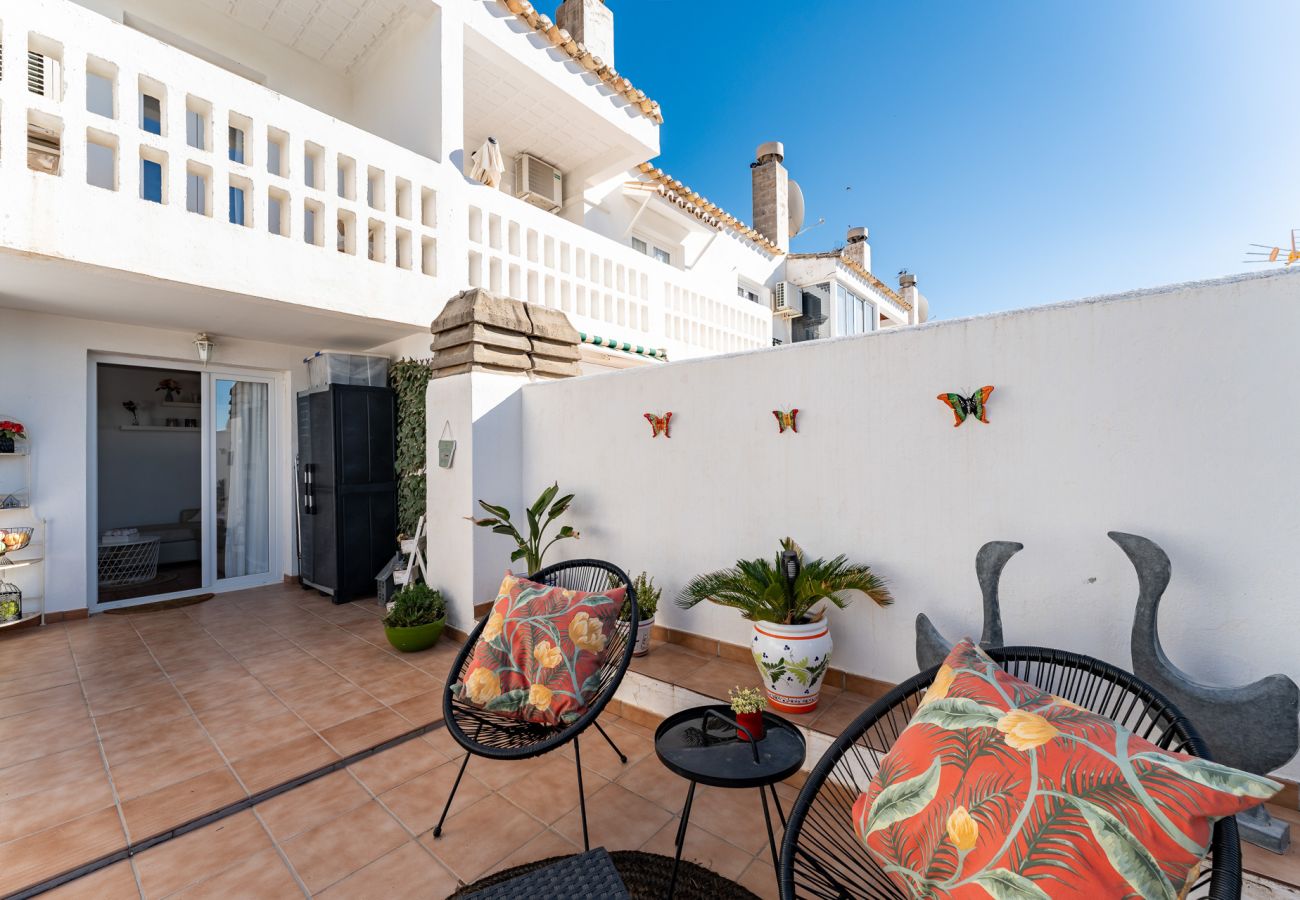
left=677, top=658, right=765, bottom=701
left=389, top=689, right=444, bottom=726
left=611, top=753, right=690, bottom=813
left=0, top=743, right=108, bottom=804
left=272, top=672, right=357, bottom=707
left=378, top=759, right=491, bottom=834
left=86, top=680, right=184, bottom=719
left=40, top=860, right=140, bottom=900
left=133, top=811, right=271, bottom=898
left=557, top=722, right=655, bottom=779
left=462, top=752, right=544, bottom=792
left=736, top=854, right=781, bottom=900
left=108, top=734, right=226, bottom=801
left=256, top=770, right=371, bottom=842
left=178, top=676, right=276, bottom=714
left=317, top=840, right=459, bottom=900
left=281, top=800, right=409, bottom=894
left=422, top=794, right=545, bottom=883
left=0, top=682, right=86, bottom=720
left=347, top=736, right=448, bottom=795
left=101, top=715, right=210, bottom=769
left=0, top=769, right=117, bottom=843
left=2, top=708, right=98, bottom=764
left=93, top=696, right=192, bottom=742
left=808, top=691, right=872, bottom=737
left=80, top=668, right=169, bottom=702
left=291, top=687, right=383, bottom=731
left=120, top=767, right=245, bottom=842
left=628, top=643, right=712, bottom=683
left=550, top=782, right=672, bottom=855
left=497, top=754, right=606, bottom=824
left=358, top=670, right=441, bottom=707
left=678, top=784, right=781, bottom=856
left=206, top=709, right=316, bottom=761
left=639, top=819, right=758, bottom=881
left=0, top=807, right=127, bottom=896
left=168, top=846, right=303, bottom=899
left=0, top=666, right=81, bottom=699
left=192, top=690, right=289, bottom=733
left=492, top=827, right=581, bottom=871
left=231, top=734, right=340, bottom=794
left=318, top=708, right=410, bottom=756
left=421, top=725, right=464, bottom=759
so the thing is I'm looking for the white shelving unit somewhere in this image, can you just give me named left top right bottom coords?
left=0, top=425, right=45, bottom=630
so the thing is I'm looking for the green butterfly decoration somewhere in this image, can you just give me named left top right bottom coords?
left=937, top=386, right=994, bottom=427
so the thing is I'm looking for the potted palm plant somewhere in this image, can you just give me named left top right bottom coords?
left=382, top=583, right=447, bottom=652
left=677, top=538, right=891, bottom=713
left=469, top=483, right=579, bottom=572
left=617, top=571, right=660, bottom=656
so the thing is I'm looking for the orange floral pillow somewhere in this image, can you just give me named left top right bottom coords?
left=453, top=573, right=625, bottom=726
left=852, top=640, right=1279, bottom=899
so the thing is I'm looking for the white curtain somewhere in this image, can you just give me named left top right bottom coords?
left=223, top=381, right=269, bottom=578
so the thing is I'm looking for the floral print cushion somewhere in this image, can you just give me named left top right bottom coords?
left=852, top=639, right=1280, bottom=899
left=453, top=573, right=625, bottom=726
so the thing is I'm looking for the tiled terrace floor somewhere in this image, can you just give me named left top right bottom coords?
left=3, top=585, right=1297, bottom=898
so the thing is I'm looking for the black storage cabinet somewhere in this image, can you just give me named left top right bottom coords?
left=297, top=385, right=397, bottom=603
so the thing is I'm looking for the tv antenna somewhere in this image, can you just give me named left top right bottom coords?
left=1244, top=229, right=1300, bottom=266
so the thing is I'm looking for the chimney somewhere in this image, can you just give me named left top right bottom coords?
left=556, top=0, right=614, bottom=68
left=898, top=272, right=929, bottom=324
left=751, top=141, right=790, bottom=252
left=844, top=226, right=870, bottom=272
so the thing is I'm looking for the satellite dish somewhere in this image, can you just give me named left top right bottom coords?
left=788, top=179, right=805, bottom=237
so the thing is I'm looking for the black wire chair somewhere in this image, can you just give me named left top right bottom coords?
left=779, top=646, right=1243, bottom=900
left=434, top=559, right=638, bottom=851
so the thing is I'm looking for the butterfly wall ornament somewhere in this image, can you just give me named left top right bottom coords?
left=937, top=386, right=994, bottom=427
left=644, top=412, right=672, bottom=438
left=772, top=409, right=799, bottom=434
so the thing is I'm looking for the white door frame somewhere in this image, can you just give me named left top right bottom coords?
left=88, top=355, right=285, bottom=611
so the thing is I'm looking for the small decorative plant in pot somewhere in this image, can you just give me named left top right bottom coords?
left=0, top=420, right=27, bottom=454
left=382, top=583, right=446, bottom=652
left=728, top=686, right=768, bottom=742
left=616, top=571, right=660, bottom=656
left=678, top=538, right=892, bottom=714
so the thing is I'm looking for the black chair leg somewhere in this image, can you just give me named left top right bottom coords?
left=575, top=736, right=590, bottom=851
left=432, top=751, right=471, bottom=838
left=593, top=720, right=628, bottom=764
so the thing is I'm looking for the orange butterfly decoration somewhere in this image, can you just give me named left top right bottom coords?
left=644, top=412, right=672, bottom=438
left=773, top=409, right=799, bottom=433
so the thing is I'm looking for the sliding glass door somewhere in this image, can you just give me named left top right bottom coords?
left=208, top=374, right=275, bottom=590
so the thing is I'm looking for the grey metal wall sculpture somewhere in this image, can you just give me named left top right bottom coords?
left=914, top=541, right=1021, bottom=670
left=1112, top=530, right=1298, bottom=853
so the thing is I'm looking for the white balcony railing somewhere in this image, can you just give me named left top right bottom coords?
left=0, top=0, right=450, bottom=328
left=466, top=186, right=772, bottom=359
left=2, top=0, right=771, bottom=357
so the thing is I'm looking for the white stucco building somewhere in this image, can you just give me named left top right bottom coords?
left=0, top=0, right=930, bottom=619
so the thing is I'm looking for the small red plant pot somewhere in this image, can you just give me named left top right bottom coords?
left=735, top=711, right=765, bottom=742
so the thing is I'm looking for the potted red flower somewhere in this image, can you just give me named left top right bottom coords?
left=0, top=420, right=26, bottom=454
left=729, top=686, right=768, bottom=742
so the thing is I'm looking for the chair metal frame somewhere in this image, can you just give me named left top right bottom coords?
left=779, top=645, right=1242, bottom=900
left=434, top=559, right=638, bottom=851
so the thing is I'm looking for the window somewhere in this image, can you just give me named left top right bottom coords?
left=140, top=93, right=162, bottom=135
left=229, top=185, right=246, bottom=225
left=631, top=237, right=647, bottom=255
left=631, top=235, right=672, bottom=266
left=835, top=282, right=876, bottom=335
left=737, top=284, right=760, bottom=304
left=141, top=158, right=163, bottom=203
left=228, top=126, right=245, bottom=164
left=653, top=247, right=671, bottom=265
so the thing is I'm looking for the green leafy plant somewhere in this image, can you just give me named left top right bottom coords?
left=390, top=358, right=433, bottom=536
left=728, top=686, right=769, bottom=715
left=613, top=571, right=660, bottom=622
left=470, top=483, right=579, bottom=573
left=676, top=537, right=892, bottom=625
left=382, top=583, right=446, bottom=628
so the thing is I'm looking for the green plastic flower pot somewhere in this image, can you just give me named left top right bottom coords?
left=383, top=616, right=446, bottom=653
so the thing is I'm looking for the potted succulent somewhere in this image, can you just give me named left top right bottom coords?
left=469, top=483, right=579, bottom=573
left=382, top=583, right=446, bottom=652
left=616, top=571, right=660, bottom=656
left=677, top=538, right=891, bottom=714
left=728, top=686, right=769, bottom=742
left=0, top=420, right=27, bottom=454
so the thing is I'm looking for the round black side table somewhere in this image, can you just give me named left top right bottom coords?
left=654, top=704, right=806, bottom=899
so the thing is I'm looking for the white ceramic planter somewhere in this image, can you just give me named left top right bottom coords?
left=751, top=619, right=833, bottom=713
left=618, top=614, right=655, bottom=657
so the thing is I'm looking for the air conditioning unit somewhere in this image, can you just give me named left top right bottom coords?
left=514, top=153, right=563, bottom=213
left=771, top=281, right=803, bottom=319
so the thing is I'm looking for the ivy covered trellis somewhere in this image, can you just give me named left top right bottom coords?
left=390, top=358, right=433, bottom=537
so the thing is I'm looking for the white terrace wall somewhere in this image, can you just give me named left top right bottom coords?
left=510, top=268, right=1300, bottom=776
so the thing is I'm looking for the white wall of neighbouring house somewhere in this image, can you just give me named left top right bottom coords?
left=512, top=268, right=1300, bottom=776
left=1, top=308, right=312, bottom=614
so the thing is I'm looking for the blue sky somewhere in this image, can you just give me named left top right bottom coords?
left=611, top=1, right=1298, bottom=319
